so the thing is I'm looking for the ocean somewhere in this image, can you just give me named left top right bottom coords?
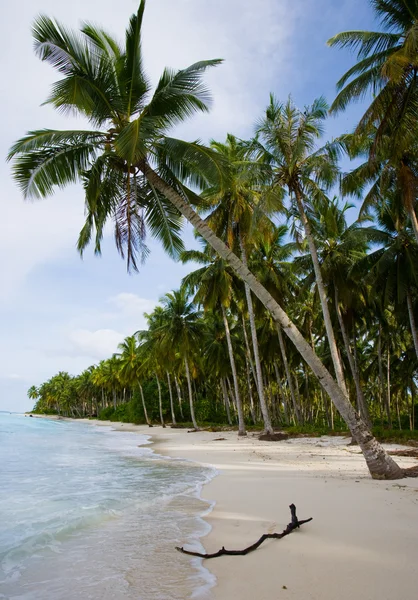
left=0, top=413, right=216, bottom=599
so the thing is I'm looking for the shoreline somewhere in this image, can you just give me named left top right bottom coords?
left=70, top=419, right=418, bottom=600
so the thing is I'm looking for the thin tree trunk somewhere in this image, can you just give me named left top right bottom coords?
left=239, top=238, right=273, bottom=434
left=221, top=305, right=246, bottom=435
left=184, top=356, right=198, bottom=430
left=407, top=203, right=418, bottom=246
left=245, top=354, right=257, bottom=423
left=294, top=188, right=347, bottom=397
left=378, top=325, right=391, bottom=427
left=241, top=314, right=260, bottom=395
left=139, top=383, right=150, bottom=425
left=334, top=288, right=371, bottom=427
left=174, top=375, right=184, bottom=419
left=276, top=324, right=301, bottom=425
left=155, top=374, right=165, bottom=427
left=112, top=388, right=116, bottom=411
left=221, top=377, right=232, bottom=425
left=143, top=165, right=403, bottom=479
left=226, top=376, right=237, bottom=417
left=166, top=371, right=176, bottom=425
left=274, top=362, right=289, bottom=425
left=387, top=345, right=391, bottom=429
left=407, top=290, right=418, bottom=361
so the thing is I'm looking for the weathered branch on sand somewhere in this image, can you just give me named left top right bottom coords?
left=175, top=504, right=312, bottom=559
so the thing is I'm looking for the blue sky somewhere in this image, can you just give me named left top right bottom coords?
left=0, top=0, right=377, bottom=411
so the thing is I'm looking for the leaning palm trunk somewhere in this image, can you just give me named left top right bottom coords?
left=184, top=356, right=198, bottom=430
left=334, top=289, right=371, bottom=427
left=245, top=354, right=257, bottom=423
left=407, top=290, right=418, bottom=361
left=221, top=305, right=246, bottom=435
left=142, top=164, right=403, bottom=479
left=276, top=324, right=302, bottom=425
left=294, top=189, right=348, bottom=397
left=139, top=383, right=150, bottom=426
left=239, top=239, right=273, bottom=434
left=166, top=371, right=177, bottom=425
left=155, top=374, right=165, bottom=428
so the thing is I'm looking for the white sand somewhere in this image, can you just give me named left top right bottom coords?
left=82, top=421, right=418, bottom=600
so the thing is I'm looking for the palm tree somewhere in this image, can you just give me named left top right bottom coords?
left=181, top=241, right=247, bottom=435
left=328, top=1, right=418, bottom=242
left=157, top=289, right=204, bottom=430
left=7, top=2, right=402, bottom=477
left=255, top=96, right=347, bottom=399
left=204, top=134, right=274, bottom=433
left=116, top=335, right=151, bottom=425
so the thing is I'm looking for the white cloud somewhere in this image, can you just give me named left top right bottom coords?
left=108, top=293, right=156, bottom=318
left=69, top=328, right=125, bottom=361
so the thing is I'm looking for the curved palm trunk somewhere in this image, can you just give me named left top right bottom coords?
left=221, top=377, right=232, bottom=425
left=143, top=165, right=402, bottom=479
left=407, top=290, right=418, bottom=361
left=139, top=382, right=150, bottom=426
left=166, top=371, right=176, bottom=425
left=221, top=305, right=246, bottom=435
left=184, top=355, right=198, bottom=430
left=334, top=288, right=371, bottom=427
left=276, top=324, right=302, bottom=425
left=155, top=374, right=165, bottom=427
left=174, top=375, right=184, bottom=419
left=294, top=189, right=348, bottom=397
left=239, top=240, right=273, bottom=434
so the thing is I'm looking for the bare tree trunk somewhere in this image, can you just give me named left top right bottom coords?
left=155, top=374, right=165, bottom=428
left=139, top=383, right=150, bottom=425
left=387, top=344, right=391, bottom=428
left=407, top=203, right=418, bottom=246
left=276, top=324, right=301, bottom=425
left=378, top=325, right=391, bottom=428
left=241, top=314, right=260, bottom=395
left=174, top=375, right=184, bottom=419
left=166, top=371, right=177, bottom=425
left=184, top=356, right=198, bottom=430
left=143, top=165, right=403, bottom=479
left=221, top=305, right=246, bottom=435
left=221, top=377, right=232, bottom=425
left=335, top=288, right=371, bottom=427
left=407, top=290, right=418, bottom=361
left=112, top=388, right=116, bottom=411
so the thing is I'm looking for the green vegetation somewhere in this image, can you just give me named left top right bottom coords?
left=11, top=1, right=418, bottom=479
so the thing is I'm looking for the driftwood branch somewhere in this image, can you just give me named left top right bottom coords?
left=176, top=503, right=312, bottom=559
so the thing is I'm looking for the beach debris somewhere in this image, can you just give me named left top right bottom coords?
left=175, top=504, right=312, bottom=559
left=212, top=437, right=226, bottom=441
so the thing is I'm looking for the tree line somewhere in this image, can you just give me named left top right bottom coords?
left=12, top=0, right=418, bottom=479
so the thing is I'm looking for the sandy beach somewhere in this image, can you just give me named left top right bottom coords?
left=79, top=421, right=418, bottom=600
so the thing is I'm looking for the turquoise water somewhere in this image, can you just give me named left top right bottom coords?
left=0, top=414, right=216, bottom=599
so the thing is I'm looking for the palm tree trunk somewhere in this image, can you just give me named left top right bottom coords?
left=334, top=288, right=371, bottom=427
left=112, top=388, right=116, bottom=411
left=245, top=354, right=257, bottom=423
left=294, top=188, right=348, bottom=397
left=407, top=203, right=418, bottom=246
left=241, top=314, right=260, bottom=396
left=221, top=305, right=246, bottom=435
left=166, top=371, right=176, bottom=425
left=407, top=290, right=418, bottom=361
left=139, top=383, right=150, bottom=426
left=184, top=356, right=198, bottom=429
left=221, top=377, right=232, bottom=425
left=276, top=324, right=302, bottom=425
left=174, top=375, right=184, bottom=419
left=143, top=165, right=402, bottom=479
left=274, top=362, right=289, bottom=425
left=377, top=325, right=391, bottom=427
left=155, top=374, right=165, bottom=427
left=239, top=238, right=273, bottom=434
